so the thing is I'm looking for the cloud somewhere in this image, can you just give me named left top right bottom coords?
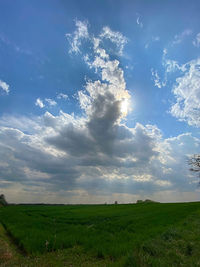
left=162, top=48, right=187, bottom=73
left=57, top=93, right=68, bottom=100
left=45, top=98, right=57, bottom=106
left=170, top=57, right=200, bottom=127
left=36, top=98, right=57, bottom=108
left=0, top=22, right=200, bottom=203
left=136, top=13, right=143, bottom=28
left=151, top=69, right=165, bottom=88
left=159, top=50, right=200, bottom=128
left=164, top=59, right=185, bottom=73
left=66, top=20, right=89, bottom=54
left=35, top=98, right=45, bottom=108
left=193, top=33, right=200, bottom=47
left=0, top=114, right=41, bottom=134
left=152, top=36, right=160, bottom=42
left=0, top=33, right=32, bottom=55
left=156, top=48, right=187, bottom=88
left=0, top=111, right=199, bottom=203
left=145, top=36, right=160, bottom=49
left=172, top=29, right=192, bottom=46
left=99, top=26, right=128, bottom=55
left=67, top=21, right=127, bottom=57
left=0, top=79, right=9, bottom=94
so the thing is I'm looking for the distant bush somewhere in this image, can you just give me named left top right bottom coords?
left=136, top=199, right=158, bottom=204
left=136, top=200, right=143, bottom=204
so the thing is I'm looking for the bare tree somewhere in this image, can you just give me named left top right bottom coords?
left=188, top=154, right=200, bottom=186
left=188, top=154, right=200, bottom=173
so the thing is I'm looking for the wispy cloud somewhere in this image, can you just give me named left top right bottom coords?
left=99, top=26, right=128, bottom=55
left=152, top=36, right=160, bottom=42
left=0, top=79, right=9, bottom=94
left=159, top=48, right=187, bottom=87
left=66, top=20, right=89, bottom=54
left=193, top=33, right=200, bottom=47
left=145, top=36, right=160, bottom=49
left=66, top=21, right=127, bottom=57
left=57, top=93, right=68, bottom=100
left=136, top=13, right=143, bottom=28
left=0, top=33, right=32, bottom=55
left=151, top=69, right=164, bottom=88
left=45, top=98, right=57, bottom=106
left=35, top=98, right=45, bottom=108
left=172, top=29, right=192, bottom=46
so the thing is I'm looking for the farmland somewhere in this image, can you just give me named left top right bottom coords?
left=1, top=202, right=200, bottom=266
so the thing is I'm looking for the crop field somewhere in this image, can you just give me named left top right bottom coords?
left=1, top=202, right=200, bottom=266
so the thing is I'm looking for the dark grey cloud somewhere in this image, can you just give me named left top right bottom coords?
left=46, top=123, right=95, bottom=157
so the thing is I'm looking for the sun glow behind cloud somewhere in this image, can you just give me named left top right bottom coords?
left=120, top=97, right=131, bottom=117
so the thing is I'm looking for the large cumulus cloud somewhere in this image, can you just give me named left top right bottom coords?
left=0, top=21, right=200, bottom=203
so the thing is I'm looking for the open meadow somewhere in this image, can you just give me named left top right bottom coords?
left=1, top=202, right=200, bottom=266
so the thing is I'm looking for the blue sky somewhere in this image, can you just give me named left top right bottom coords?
left=0, top=0, right=200, bottom=203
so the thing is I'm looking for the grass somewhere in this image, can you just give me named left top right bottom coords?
left=122, top=210, right=200, bottom=266
left=0, top=223, right=109, bottom=266
left=1, top=202, right=200, bottom=266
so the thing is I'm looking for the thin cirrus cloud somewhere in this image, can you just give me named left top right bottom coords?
left=45, top=98, right=57, bottom=106
left=171, top=29, right=192, bottom=46
left=193, top=33, right=200, bottom=47
left=57, top=93, right=68, bottom=100
left=136, top=13, right=143, bottom=28
left=0, top=33, right=32, bottom=56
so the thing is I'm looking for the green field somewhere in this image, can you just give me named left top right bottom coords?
left=1, top=202, right=200, bottom=266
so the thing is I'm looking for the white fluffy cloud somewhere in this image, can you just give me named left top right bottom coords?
left=35, top=98, right=45, bottom=108
left=170, top=57, right=200, bottom=127
left=0, top=79, right=9, bottom=94
left=35, top=98, right=57, bottom=108
left=153, top=48, right=200, bottom=128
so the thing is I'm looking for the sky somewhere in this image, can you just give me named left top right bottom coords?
left=0, top=0, right=200, bottom=204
